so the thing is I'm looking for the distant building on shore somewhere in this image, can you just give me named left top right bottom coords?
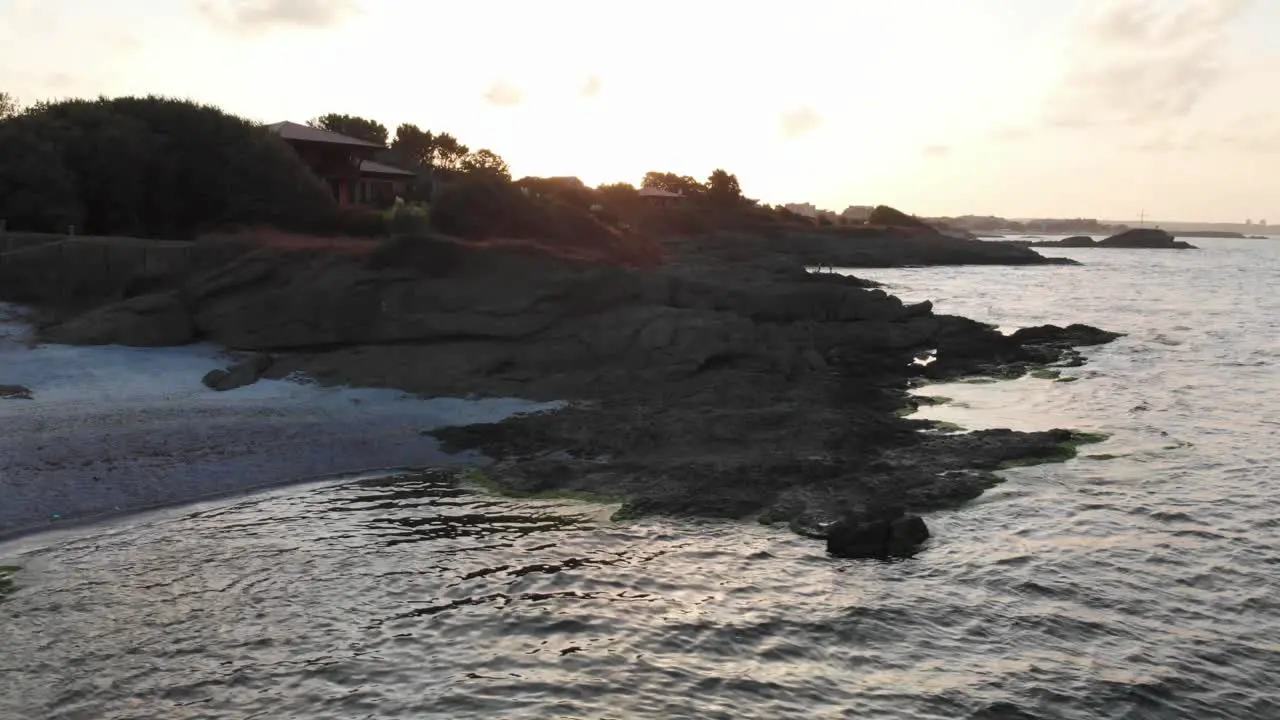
left=638, top=186, right=684, bottom=208
left=267, top=121, right=415, bottom=207
left=842, top=205, right=874, bottom=222
left=784, top=203, right=845, bottom=224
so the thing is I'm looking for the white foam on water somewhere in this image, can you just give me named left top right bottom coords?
left=0, top=303, right=561, bottom=536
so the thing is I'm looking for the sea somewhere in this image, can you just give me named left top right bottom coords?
left=1, top=236, right=1277, bottom=719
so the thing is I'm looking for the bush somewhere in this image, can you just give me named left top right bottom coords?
left=387, top=201, right=431, bottom=235
left=430, top=174, right=660, bottom=266
left=327, top=206, right=389, bottom=237
left=0, top=95, right=335, bottom=238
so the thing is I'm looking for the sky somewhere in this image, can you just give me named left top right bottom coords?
left=1, top=0, right=1277, bottom=222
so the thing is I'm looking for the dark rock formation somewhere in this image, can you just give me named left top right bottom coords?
left=1012, top=228, right=1197, bottom=250
left=922, top=320, right=1121, bottom=381
left=44, top=292, right=193, bottom=346
left=0, top=385, right=32, bottom=400
left=827, top=513, right=930, bottom=559
left=202, top=355, right=276, bottom=392
left=1058, top=235, right=1096, bottom=247
left=23, top=231, right=1121, bottom=547
left=1098, top=229, right=1197, bottom=249
left=1009, top=324, right=1122, bottom=347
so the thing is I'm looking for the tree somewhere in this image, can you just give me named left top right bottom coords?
left=706, top=168, right=742, bottom=207
left=0, top=92, right=17, bottom=120
left=311, top=113, right=388, bottom=146
left=597, top=182, right=640, bottom=205
left=432, top=132, right=470, bottom=170
left=390, top=123, right=436, bottom=168
left=641, top=171, right=704, bottom=199
left=460, top=149, right=511, bottom=180
left=0, top=96, right=334, bottom=237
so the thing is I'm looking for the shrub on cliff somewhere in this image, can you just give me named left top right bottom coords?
left=427, top=174, right=659, bottom=266
left=0, top=95, right=335, bottom=238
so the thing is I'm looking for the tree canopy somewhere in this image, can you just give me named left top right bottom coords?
left=706, top=169, right=743, bottom=207
left=460, top=149, right=510, bottom=180
left=390, top=123, right=436, bottom=168
left=641, top=171, right=705, bottom=199
left=0, top=95, right=335, bottom=237
left=311, top=113, right=388, bottom=146
left=0, top=92, right=17, bottom=120
left=431, top=132, right=470, bottom=170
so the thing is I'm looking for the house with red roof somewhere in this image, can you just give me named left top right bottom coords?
left=267, top=121, right=416, bottom=208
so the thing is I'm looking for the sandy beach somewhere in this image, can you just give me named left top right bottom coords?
left=0, top=303, right=560, bottom=538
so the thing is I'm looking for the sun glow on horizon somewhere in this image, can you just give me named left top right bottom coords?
left=1, top=0, right=1278, bottom=221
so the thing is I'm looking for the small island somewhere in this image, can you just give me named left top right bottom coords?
left=1016, top=228, right=1197, bottom=250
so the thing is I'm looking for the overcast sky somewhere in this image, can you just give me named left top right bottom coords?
left=1, top=0, right=1276, bottom=221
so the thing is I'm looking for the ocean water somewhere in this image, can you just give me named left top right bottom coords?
left=1, top=238, right=1277, bottom=719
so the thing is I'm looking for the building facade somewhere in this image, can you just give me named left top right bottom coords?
left=267, top=121, right=416, bottom=207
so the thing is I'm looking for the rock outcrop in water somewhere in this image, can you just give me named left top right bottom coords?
left=826, top=512, right=931, bottom=559
left=22, top=230, right=1117, bottom=552
left=1017, top=229, right=1197, bottom=250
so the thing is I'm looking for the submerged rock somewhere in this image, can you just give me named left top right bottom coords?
left=1008, top=323, right=1122, bottom=347
left=202, top=355, right=275, bottom=392
left=0, top=385, right=32, bottom=400
left=826, top=513, right=930, bottom=559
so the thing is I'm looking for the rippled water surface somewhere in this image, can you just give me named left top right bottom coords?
left=2, top=238, right=1278, bottom=719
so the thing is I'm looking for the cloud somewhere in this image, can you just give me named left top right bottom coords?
left=990, top=126, right=1033, bottom=143
left=922, top=145, right=952, bottom=158
left=199, top=0, right=360, bottom=32
left=581, top=75, right=602, bottom=99
left=483, top=81, right=524, bottom=107
left=1142, top=113, right=1280, bottom=153
left=780, top=107, right=823, bottom=138
left=45, top=72, right=74, bottom=90
left=1049, top=0, right=1252, bottom=126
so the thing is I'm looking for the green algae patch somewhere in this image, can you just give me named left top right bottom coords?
left=1086, top=453, right=1126, bottom=461
left=0, top=565, right=20, bottom=603
left=1030, top=368, right=1062, bottom=380
left=928, top=420, right=966, bottom=432
left=960, top=377, right=999, bottom=385
left=1056, top=376, right=1080, bottom=383
left=895, top=395, right=951, bottom=417
left=999, top=431, right=1111, bottom=469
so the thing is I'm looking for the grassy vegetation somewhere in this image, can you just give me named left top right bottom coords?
left=895, top=395, right=955, bottom=417
left=0, top=565, right=20, bottom=603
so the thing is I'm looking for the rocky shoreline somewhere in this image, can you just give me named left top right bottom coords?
left=5, top=229, right=1118, bottom=555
